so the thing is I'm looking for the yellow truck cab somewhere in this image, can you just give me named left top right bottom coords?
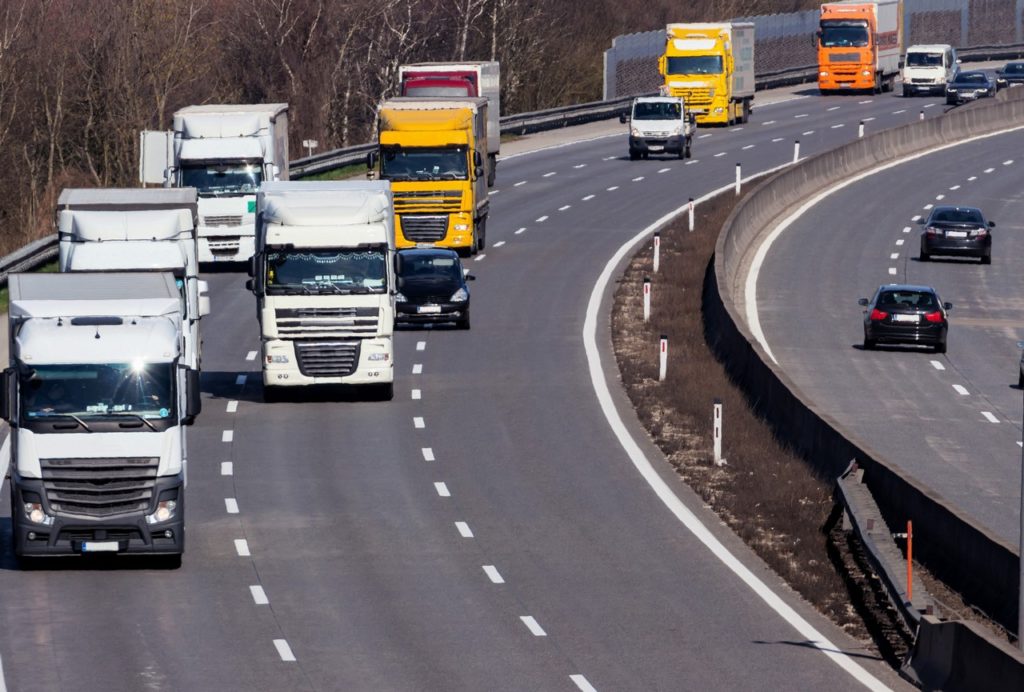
left=659, top=22, right=755, bottom=126
left=374, top=97, right=489, bottom=255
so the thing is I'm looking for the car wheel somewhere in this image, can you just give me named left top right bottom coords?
left=935, top=341, right=947, bottom=354
left=981, top=254, right=991, bottom=265
left=863, top=337, right=876, bottom=350
left=920, top=249, right=930, bottom=261
left=629, top=149, right=639, bottom=161
left=1019, top=371, right=1024, bottom=389
left=457, top=311, right=471, bottom=330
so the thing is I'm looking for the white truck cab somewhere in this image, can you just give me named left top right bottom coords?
left=620, top=96, right=694, bottom=160
left=902, top=44, right=959, bottom=96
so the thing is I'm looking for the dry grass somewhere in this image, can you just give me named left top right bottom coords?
left=611, top=191, right=877, bottom=643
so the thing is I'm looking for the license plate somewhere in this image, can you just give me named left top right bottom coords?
left=892, top=314, right=919, bottom=323
left=82, top=541, right=119, bottom=553
left=649, top=145, right=664, bottom=151
left=946, top=231, right=967, bottom=238
left=840, top=82, right=852, bottom=88
left=417, top=305, right=441, bottom=314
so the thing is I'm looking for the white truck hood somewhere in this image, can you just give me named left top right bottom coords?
left=903, top=66, right=945, bottom=83
left=16, top=427, right=183, bottom=478
left=632, top=119, right=685, bottom=136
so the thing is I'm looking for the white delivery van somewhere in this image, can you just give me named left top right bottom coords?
left=902, top=44, right=959, bottom=96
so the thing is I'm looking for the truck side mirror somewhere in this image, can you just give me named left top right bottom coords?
left=813, top=31, right=821, bottom=47
left=473, top=151, right=482, bottom=168
left=0, top=368, right=15, bottom=424
left=366, top=151, right=378, bottom=169
left=658, top=56, right=666, bottom=76
left=247, top=256, right=256, bottom=278
left=163, top=167, right=175, bottom=189
left=183, top=368, right=202, bottom=424
left=394, top=253, right=404, bottom=275
left=245, top=279, right=255, bottom=292
left=269, top=164, right=281, bottom=181
left=688, top=113, right=696, bottom=125
left=198, top=295, right=211, bottom=317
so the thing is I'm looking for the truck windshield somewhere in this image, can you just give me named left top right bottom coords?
left=20, top=363, right=175, bottom=421
left=665, top=55, right=723, bottom=75
left=265, top=249, right=388, bottom=294
left=634, top=102, right=682, bottom=120
left=907, top=53, right=943, bottom=67
left=180, top=162, right=262, bottom=196
left=820, top=22, right=869, bottom=47
left=381, top=147, right=468, bottom=181
left=403, top=86, right=472, bottom=97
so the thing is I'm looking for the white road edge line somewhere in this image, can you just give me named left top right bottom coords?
left=520, top=616, right=547, bottom=636
left=570, top=674, right=598, bottom=692
left=584, top=164, right=891, bottom=691
left=273, top=639, right=296, bottom=662
left=747, top=122, right=1024, bottom=365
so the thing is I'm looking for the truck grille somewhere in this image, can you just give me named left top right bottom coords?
left=829, top=52, right=861, bottom=63
left=275, top=307, right=379, bottom=338
left=41, top=457, right=159, bottom=518
left=295, top=340, right=361, bottom=377
left=203, top=215, right=243, bottom=227
left=394, top=190, right=462, bottom=213
left=668, top=87, right=712, bottom=107
left=401, top=215, right=448, bottom=242
left=207, top=237, right=241, bottom=255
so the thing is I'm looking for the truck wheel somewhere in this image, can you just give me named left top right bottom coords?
left=263, top=385, right=281, bottom=403
left=487, top=154, right=497, bottom=188
left=476, top=217, right=486, bottom=251
left=374, top=383, right=394, bottom=401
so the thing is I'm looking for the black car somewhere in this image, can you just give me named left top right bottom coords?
left=395, top=248, right=474, bottom=328
left=918, top=205, right=994, bottom=264
left=996, top=61, right=1024, bottom=88
left=860, top=284, right=951, bottom=353
left=945, top=70, right=996, bottom=104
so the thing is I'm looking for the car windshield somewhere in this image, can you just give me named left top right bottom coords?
left=381, top=147, right=468, bottom=181
left=266, top=249, right=387, bottom=294
left=954, top=73, right=987, bottom=85
left=820, top=22, right=869, bottom=48
left=21, top=362, right=175, bottom=420
left=665, top=55, right=723, bottom=75
left=633, top=102, right=682, bottom=120
left=180, top=162, right=262, bottom=196
left=931, top=208, right=984, bottom=224
left=907, top=53, right=943, bottom=67
left=877, top=290, right=938, bottom=309
left=400, top=254, right=462, bottom=283
left=1005, top=64, right=1024, bottom=74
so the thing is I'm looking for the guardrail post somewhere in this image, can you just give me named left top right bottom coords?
left=643, top=277, right=651, bottom=323
left=653, top=232, right=661, bottom=273
left=713, top=398, right=724, bottom=465
left=659, top=335, right=668, bottom=382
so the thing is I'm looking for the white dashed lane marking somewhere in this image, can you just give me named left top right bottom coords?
left=889, top=253, right=899, bottom=259
left=888, top=267, right=897, bottom=275
left=1004, top=160, right=1014, bottom=165
left=698, top=133, right=713, bottom=139
left=893, top=109, right=906, bottom=114
left=742, top=144, right=756, bottom=150
left=456, top=522, right=474, bottom=538
left=226, top=400, right=238, bottom=413
left=521, top=616, right=547, bottom=636
left=494, top=240, right=506, bottom=247
left=422, top=447, right=435, bottom=461
left=473, top=254, right=486, bottom=262
left=250, top=585, right=269, bottom=605
left=827, top=106, right=840, bottom=111
left=413, top=417, right=425, bottom=429
left=222, top=430, right=234, bottom=443
left=536, top=215, right=549, bottom=222
left=902, top=227, right=911, bottom=233
left=411, top=389, right=421, bottom=400
left=949, top=185, right=960, bottom=190
left=794, top=113, right=808, bottom=118
left=802, top=130, right=814, bottom=136
left=273, top=640, right=296, bottom=662
left=571, top=676, right=598, bottom=692
left=483, top=565, right=505, bottom=584
left=543, top=171, right=556, bottom=177
left=935, top=194, right=944, bottom=200
left=225, top=498, right=239, bottom=514
left=632, top=177, right=644, bottom=182
left=982, top=411, right=999, bottom=423
left=896, top=239, right=905, bottom=246
left=582, top=195, right=595, bottom=201
left=515, top=227, right=526, bottom=234
left=762, top=120, right=776, bottom=125
left=607, top=186, right=619, bottom=191
left=911, top=215, right=921, bottom=222
left=968, top=176, right=977, bottom=181
left=559, top=205, right=571, bottom=211
left=234, top=539, right=250, bottom=557
left=771, top=137, right=784, bottom=142
left=246, top=351, right=257, bottom=361
left=574, top=164, right=587, bottom=169
left=514, top=181, right=526, bottom=187
left=984, top=167, right=995, bottom=173
left=830, top=124, right=845, bottom=129
left=413, top=363, right=423, bottom=374
left=714, top=152, right=726, bottom=158
left=923, top=204, right=933, bottom=210
left=952, top=384, right=969, bottom=395
left=487, top=190, right=498, bottom=196
left=221, top=461, right=233, bottom=476
left=435, top=482, right=451, bottom=497
left=930, top=360, right=945, bottom=371
left=658, top=167, right=671, bottom=173
left=416, top=341, right=426, bottom=351
left=859, top=99, right=873, bottom=104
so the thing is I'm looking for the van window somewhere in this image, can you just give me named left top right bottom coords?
left=907, top=52, right=943, bottom=67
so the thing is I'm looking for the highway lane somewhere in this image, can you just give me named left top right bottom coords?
left=0, top=83, right=937, bottom=691
left=754, top=125, right=1024, bottom=547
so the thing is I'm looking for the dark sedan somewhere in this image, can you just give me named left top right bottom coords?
left=946, top=70, right=996, bottom=104
left=860, top=285, right=951, bottom=353
left=996, top=62, right=1024, bottom=88
left=395, top=248, right=474, bottom=329
left=918, top=205, right=994, bottom=264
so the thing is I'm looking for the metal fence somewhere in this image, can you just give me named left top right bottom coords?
left=604, top=0, right=1024, bottom=99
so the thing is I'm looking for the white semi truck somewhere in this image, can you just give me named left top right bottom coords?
left=56, top=187, right=210, bottom=369
left=152, top=104, right=289, bottom=264
left=0, top=272, right=201, bottom=561
left=247, top=181, right=397, bottom=400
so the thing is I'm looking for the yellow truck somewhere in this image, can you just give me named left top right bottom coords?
left=659, top=22, right=755, bottom=126
left=372, top=97, right=489, bottom=255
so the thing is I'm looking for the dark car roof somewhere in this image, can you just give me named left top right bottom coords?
left=952, top=71, right=989, bottom=81
left=929, top=205, right=983, bottom=215
left=876, top=283, right=938, bottom=294
left=397, top=248, right=461, bottom=260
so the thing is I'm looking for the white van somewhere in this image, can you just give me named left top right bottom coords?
left=902, top=44, right=959, bottom=96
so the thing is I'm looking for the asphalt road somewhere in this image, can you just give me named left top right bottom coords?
left=754, top=123, right=1024, bottom=547
left=0, top=80, right=954, bottom=691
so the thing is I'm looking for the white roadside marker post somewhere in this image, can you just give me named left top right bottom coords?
left=735, top=163, right=741, bottom=195
left=653, top=232, right=661, bottom=273
left=659, top=335, right=668, bottom=382
left=793, top=139, right=800, bottom=163
left=643, top=277, right=651, bottom=323
left=713, top=398, right=725, bottom=466
left=688, top=197, right=695, bottom=231
left=858, top=120, right=865, bottom=138
left=919, top=110, right=924, bottom=121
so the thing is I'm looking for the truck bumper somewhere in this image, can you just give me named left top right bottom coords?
left=629, top=135, right=687, bottom=156
left=903, top=82, right=944, bottom=96
left=11, top=473, right=185, bottom=557
left=197, top=231, right=255, bottom=264
left=818, top=74, right=875, bottom=91
left=262, top=337, right=394, bottom=387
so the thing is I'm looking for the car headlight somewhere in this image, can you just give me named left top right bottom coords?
left=450, top=287, right=469, bottom=303
left=631, top=128, right=642, bottom=137
left=394, top=291, right=407, bottom=302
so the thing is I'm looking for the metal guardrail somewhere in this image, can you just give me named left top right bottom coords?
left=0, top=234, right=58, bottom=289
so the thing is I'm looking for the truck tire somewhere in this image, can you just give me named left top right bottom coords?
left=373, top=382, right=394, bottom=401
left=263, top=385, right=282, bottom=403
left=487, top=154, right=497, bottom=188
left=476, top=216, right=487, bottom=252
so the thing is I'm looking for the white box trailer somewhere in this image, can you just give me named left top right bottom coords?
left=0, top=272, right=201, bottom=560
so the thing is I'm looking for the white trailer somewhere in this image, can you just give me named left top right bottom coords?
left=398, top=62, right=500, bottom=186
left=167, top=103, right=289, bottom=264
left=56, top=187, right=210, bottom=369
left=248, top=181, right=396, bottom=401
left=0, top=272, right=201, bottom=561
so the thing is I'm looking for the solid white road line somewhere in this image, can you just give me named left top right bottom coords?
left=416, top=341, right=426, bottom=351
left=235, top=374, right=247, bottom=386
left=225, top=498, right=239, bottom=514
left=246, top=351, right=257, bottom=361
left=953, top=385, right=969, bottom=396
left=582, top=195, right=595, bottom=201
left=520, top=616, right=547, bottom=636
left=413, top=417, right=425, bottom=429
left=434, top=482, right=451, bottom=497
left=411, top=389, right=421, bottom=400
left=473, top=254, right=487, bottom=262
left=930, top=360, right=945, bottom=371
left=456, top=521, right=474, bottom=538
left=585, top=166, right=890, bottom=690
left=494, top=241, right=506, bottom=247
left=273, top=639, right=296, bottom=662
left=982, top=411, right=999, bottom=423
left=250, top=585, right=269, bottom=605
left=483, top=565, right=505, bottom=584
left=222, top=430, right=234, bottom=443
left=536, top=215, right=549, bottom=222
left=422, top=448, right=435, bottom=462
left=570, top=675, right=598, bottom=692
left=413, top=364, right=423, bottom=374
left=221, top=462, right=233, bottom=476
left=227, top=400, right=238, bottom=413
left=235, top=539, right=251, bottom=557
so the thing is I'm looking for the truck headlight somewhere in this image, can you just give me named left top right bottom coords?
left=395, top=291, right=407, bottom=302
left=631, top=128, right=642, bottom=137
left=23, top=501, right=54, bottom=526
left=820, top=71, right=829, bottom=77
left=267, top=354, right=289, bottom=364
left=453, top=223, right=469, bottom=231
left=862, top=70, right=871, bottom=76
left=145, top=499, right=177, bottom=524
left=450, top=287, right=469, bottom=303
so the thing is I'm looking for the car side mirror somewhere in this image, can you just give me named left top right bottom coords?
left=943, top=302, right=953, bottom=310
left=0, top=368, right=15, bottom=424
left=184, top=368, right=202, bottom=424
left=619, top=113, right=628, bottom=124
left=988, top=220, right=996, bottom=228
left=857, top=298, right=869, bottom=306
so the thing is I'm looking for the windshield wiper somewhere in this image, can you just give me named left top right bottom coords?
left=42, top=413, right=92, bottom=432
left=106, top=412, right=158, bottom=432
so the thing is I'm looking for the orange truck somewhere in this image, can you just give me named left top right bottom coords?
left=816, top=0, right=903, bottom=93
